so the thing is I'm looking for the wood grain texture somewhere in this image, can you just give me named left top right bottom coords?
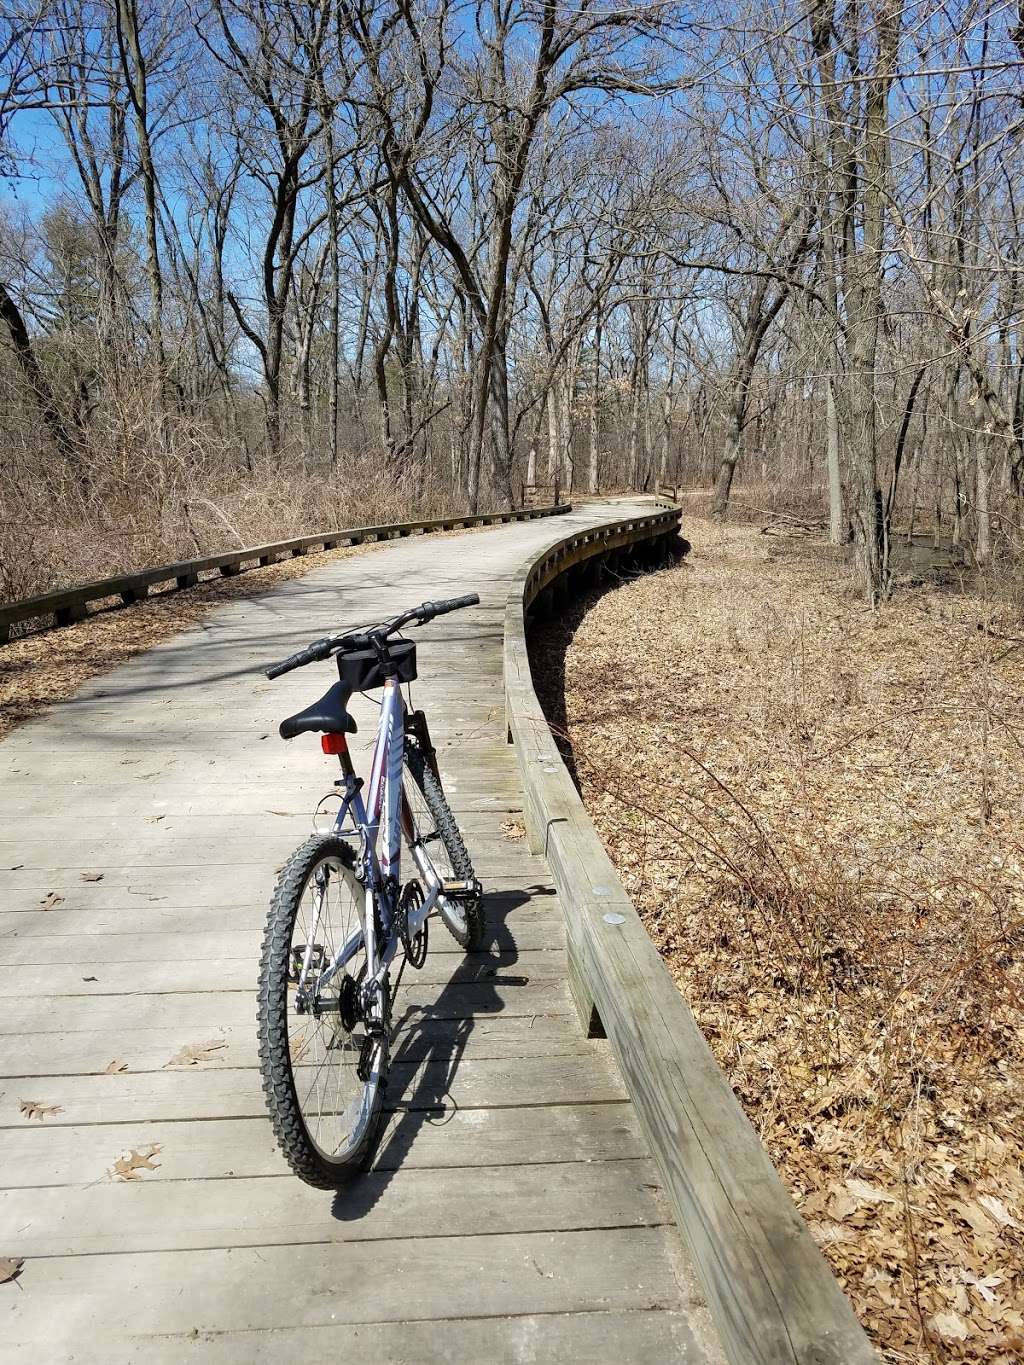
left=504, top=510, right=878, bottom=1365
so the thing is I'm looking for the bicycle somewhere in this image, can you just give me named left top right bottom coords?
left=256, top=594, right=485, bottom=1188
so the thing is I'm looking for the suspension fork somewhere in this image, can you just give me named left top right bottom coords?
left=407, top=707, right=441, bottom=781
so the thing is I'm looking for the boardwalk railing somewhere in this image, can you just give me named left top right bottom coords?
left=504, top=507, right=878, bottom=1365
left=0, top=502, right=570, bottom=643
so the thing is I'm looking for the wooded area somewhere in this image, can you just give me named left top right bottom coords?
left=1, top=0, right=1023, bottom=603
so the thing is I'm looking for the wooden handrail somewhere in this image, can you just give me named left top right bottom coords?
left=503, top=506, right=878, bottom=1365
left=0, top=502, right=570, bottom=642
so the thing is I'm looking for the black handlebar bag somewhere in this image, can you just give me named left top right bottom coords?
left=337, top=639, right=417, bottom=690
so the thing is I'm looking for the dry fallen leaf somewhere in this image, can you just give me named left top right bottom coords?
left=104, top=1060, right=128, bottom=1075
left=111, top=1144, right=161, bottom=1181
left=976, top=1194, right=1023, bottom=1232
left=961, top=1271, right=1004, bottom=1304
left=955, top=1200, right=998, bottom=1237
left=930, top=1311, right=969, bottom=1342
left=0, top=1257, right=24, bottom=1285
left=827, top=1185, right=860, bottom=1221
left=40, top=892, right=64, bottom=909
left=19, top=1100, right=63, bottom=1121
left=81, top=872, right=104, bottom=882
left=500, top=818, right=526, bottom=842
left=845, top=1177, right=897, bottom=1206
left=164, top=1040, right=226, bottom=1067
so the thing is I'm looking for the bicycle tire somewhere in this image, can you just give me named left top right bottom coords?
left=404, top=743, right=485, bottom=950
left=257, top=834, right=388, bottom=1188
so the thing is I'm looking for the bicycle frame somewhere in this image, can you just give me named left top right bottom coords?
left=295, top=677, right=442, bottom=1020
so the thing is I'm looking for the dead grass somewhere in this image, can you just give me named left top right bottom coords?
left=0, top=445, right=467, bottom=606
left=0, top=523, right=483, bottom=742
left=533, top=514, right=1024, bottom=1365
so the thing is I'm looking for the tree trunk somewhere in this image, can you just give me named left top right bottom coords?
left=588, top=314, right=601, bottom=493
left=712, top=416, right=743, bottom=516
left=546, top=383, right=559, bottom=482
left=115, top=0, right=166, bottom=390
left=0, top=280, right=81, bottom=477
left=826, top=380, right=846, bottom=543
left=628, top=355, right=642, bottom=487
left=976, top=438, right=991, bottom=564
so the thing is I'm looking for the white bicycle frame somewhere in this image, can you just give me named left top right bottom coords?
left=295, top=677, right=444, bottom=1025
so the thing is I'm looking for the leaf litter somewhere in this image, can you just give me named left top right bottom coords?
left=533, top=513, right=1024, bottom=1364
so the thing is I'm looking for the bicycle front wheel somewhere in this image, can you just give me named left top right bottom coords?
left=257, top=834, right=388, bottom=1188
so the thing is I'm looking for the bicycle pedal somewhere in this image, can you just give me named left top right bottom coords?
left=441, top=877, right=482, bottom=902
left=289, top=943, right=326, bottom=982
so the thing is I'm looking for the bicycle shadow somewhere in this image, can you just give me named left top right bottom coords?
left=330, top=884, right=552, bottom=1222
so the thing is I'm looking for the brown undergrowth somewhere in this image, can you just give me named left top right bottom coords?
left=532, top=515, right=1024, bottom=1365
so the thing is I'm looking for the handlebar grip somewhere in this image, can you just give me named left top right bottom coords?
left=264, top=636, right=333, bottom=679
left=265, top=656, right=301, bottom=680
left=419, top=593, right=479, bottom=621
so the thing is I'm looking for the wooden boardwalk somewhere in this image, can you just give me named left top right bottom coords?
left=0, top=498, right=722, bottom=1363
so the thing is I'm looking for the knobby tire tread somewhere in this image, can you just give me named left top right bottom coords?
left=257, top=834, right=386, bottom=1189
left=405, top=745, right=485, bottom=951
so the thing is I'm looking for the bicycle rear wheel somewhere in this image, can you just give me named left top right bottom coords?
left=257, top=834, right=388, bottom=1188
left=404, top=741, right=485, bottom=950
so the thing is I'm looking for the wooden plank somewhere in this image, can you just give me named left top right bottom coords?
left=0, top=945, right=568, bottom=996
left=0, top=1102, right=646, bottom=1187
left=0, top=918, right=564, bottom=954
left=0, top=808, right=528, bottom=844
left=0, top=874, right=558, bottom=914
left=35, top=1310, right=708, bottom=1365
left=4, top=980, right=574, bottom=1038
left=0, top=935, right=562, bottom=972
left=0, top=1010, right=594, bottom=1077
left=0, top=1054, right=627, bottom=1126
left=2, top=1158, right=668, bottom=1256
left=0, top=892, right=563, bottom=938
left=2, top=1227, right=692, bottom=1342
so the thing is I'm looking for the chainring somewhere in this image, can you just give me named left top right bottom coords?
left=399, top=880, right=429, bottom=969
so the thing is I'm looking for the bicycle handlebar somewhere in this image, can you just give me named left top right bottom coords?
left=263, top=593, right=480, bottom=679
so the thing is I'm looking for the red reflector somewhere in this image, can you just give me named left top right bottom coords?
left=321, top=733, right=348, bottom=755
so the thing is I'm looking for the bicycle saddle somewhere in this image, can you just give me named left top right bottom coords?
left=279, top=681, right=358, bottom=740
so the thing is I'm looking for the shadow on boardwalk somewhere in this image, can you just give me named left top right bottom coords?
left=330, top=887, right=543, bottom=1222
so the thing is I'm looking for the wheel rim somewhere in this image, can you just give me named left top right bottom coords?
left=403, top=773, right=468, bottom=937
left=286, top=855, right=381, bottom=1163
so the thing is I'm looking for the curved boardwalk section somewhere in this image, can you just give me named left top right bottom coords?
left=506, top=517, right=877, bottom=1364
left=0, top=499, right=722, bottom=1363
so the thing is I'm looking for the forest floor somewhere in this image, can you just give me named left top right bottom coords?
left=532, top=511, right=1024, bottom=1365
